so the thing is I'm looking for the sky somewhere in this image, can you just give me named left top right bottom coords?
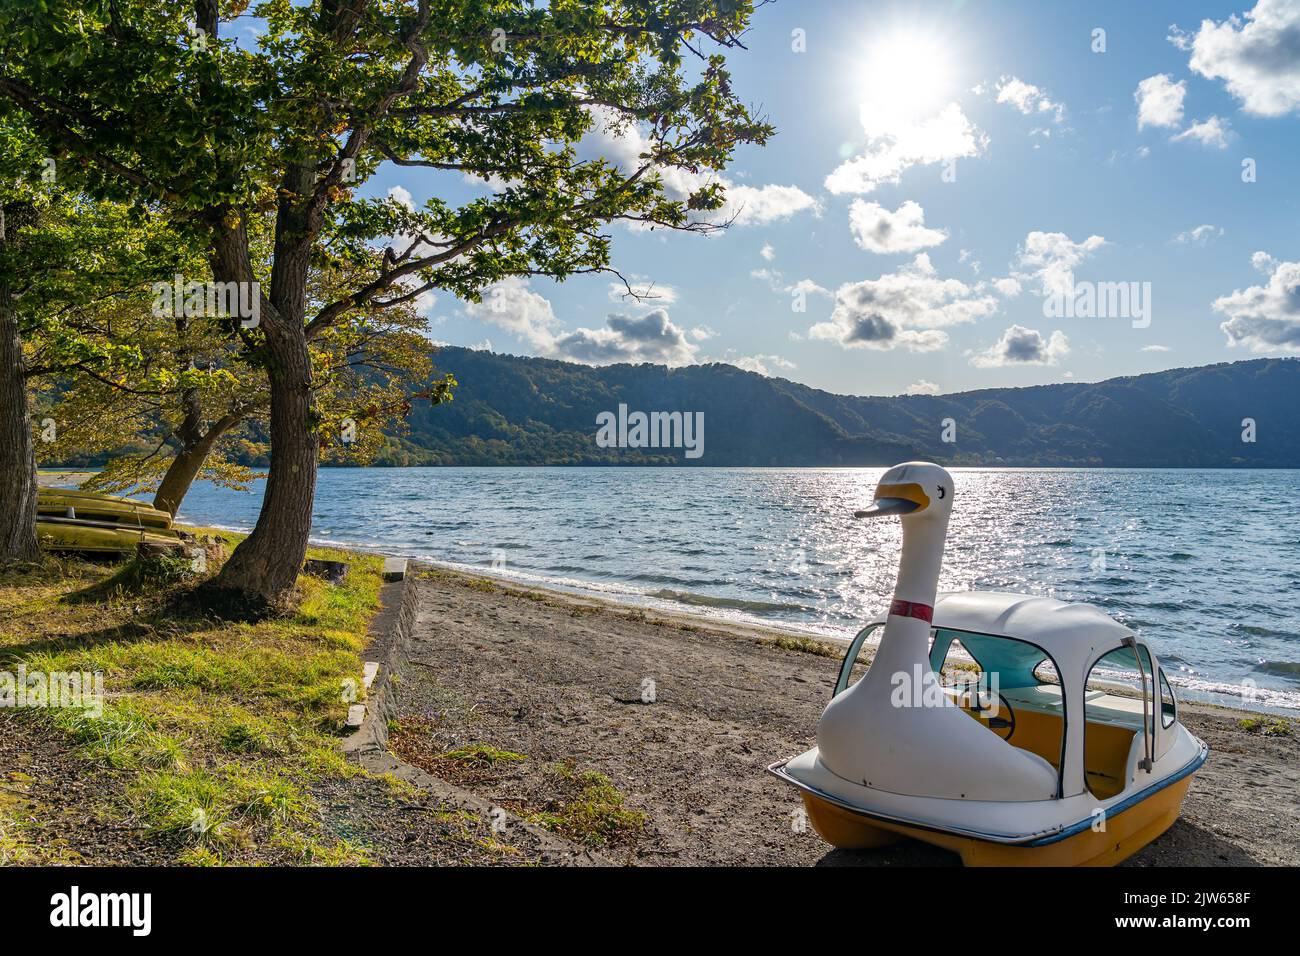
left=363, top=0, right=1300, bottom=398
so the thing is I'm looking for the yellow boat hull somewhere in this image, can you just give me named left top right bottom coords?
left=36, top=488, right=182, bottom=555
left=36, top=521, right=183, bottom=555
left=802, top=774, right=1195, bottom=866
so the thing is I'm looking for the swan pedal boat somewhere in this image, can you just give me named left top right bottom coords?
left=770, top=462, right=1207, bottom=867
left=36, top=488, right=184, bottom=554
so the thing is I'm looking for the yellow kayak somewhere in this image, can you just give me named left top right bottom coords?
left=36, top=489, right=184, bottom=554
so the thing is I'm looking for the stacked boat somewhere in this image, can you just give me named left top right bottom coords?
left=36, top=488, right=184, bottom=554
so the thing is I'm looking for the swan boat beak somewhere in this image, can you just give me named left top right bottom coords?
left=854, top=497, right=920, bottom=518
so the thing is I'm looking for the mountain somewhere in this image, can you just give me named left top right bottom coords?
left=373, top=348, right=1300, bottom=468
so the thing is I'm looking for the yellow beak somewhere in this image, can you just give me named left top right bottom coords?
left=853, top=481, right=931, bottom=518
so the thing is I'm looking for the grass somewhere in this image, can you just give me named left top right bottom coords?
left=1238, top=716, right=1293, bottom=737
left=527, top=762, right=648, bottom=849
left=760, top=635, right=841, bottom=658
left=0, top=530, right=385, bottom=864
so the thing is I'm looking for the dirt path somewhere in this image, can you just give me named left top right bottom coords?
left=392, top=569, right=1300, bottom=867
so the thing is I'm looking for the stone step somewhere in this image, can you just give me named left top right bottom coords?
left=382, top=556, right=408, bottom=582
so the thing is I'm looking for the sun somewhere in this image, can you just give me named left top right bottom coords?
left=856, top=28, right=958, bottom=129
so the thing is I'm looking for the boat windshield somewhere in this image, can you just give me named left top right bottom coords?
left=929, top=627, right=1067, bottom=782
left=929, top=628, right=1057, bottom=691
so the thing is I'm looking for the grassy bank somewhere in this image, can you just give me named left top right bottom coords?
left=0, top=532, right=382, bottom=865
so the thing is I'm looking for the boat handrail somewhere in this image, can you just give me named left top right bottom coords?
left=1123, top=636, right=1154, bottom=773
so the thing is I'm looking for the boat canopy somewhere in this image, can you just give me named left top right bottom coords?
left=869, top=590, right=1140, bottom=680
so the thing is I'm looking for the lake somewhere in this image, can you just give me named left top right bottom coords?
left=176, top=467, right=1300, bottom=713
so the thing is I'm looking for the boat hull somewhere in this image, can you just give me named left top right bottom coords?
left=36, top=521, right=183, bottom=555
left=36, top=488, right=182, bottom=555
left=800, top=773, right=1195, bottom=866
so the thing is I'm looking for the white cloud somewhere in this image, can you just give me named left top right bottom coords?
left=689, top=325, right=717, bottom=341
left=993, top=276, right=1023, bottom=297
left=465, top=277, right=562, bottom=348
left=1171, top=115, right=1231, bottom=148
left=607, top=280, right=677, bottom=305
left=1014, top=231, right=1107, bottom=296
left=725, top=183, right=821, bottom=226
left=1141, top=344, right=1172, bottom=352
left=581, top=107, right=819, bottom=227
left=760, top=243, right=776, bottom=261
left=790, top=278, right=831, bottom=297
left=1174, top=224, right=1224, bottom=244
left=1173, top=0, right=1300, bottom=116
left=848, top=199, right=948, bottom=254
left=467, top=278, right=699, bottom=365
left=463, top=171, right=513, bottom=191
left=388, top=185, right=414, bottom=209
left=1135, top=74, right=1187, bottom=129
left=969, top=325, right=1070, bottom=367
left=904, top=379, right=942, bottom=395
left=753, top=268, right=834, bottom=304
left=825, top=103, right=986, bottom=195
left=1214, top=254, right=1300, bottom=351
left=996, top=76, right=1066, bottom=122
left=809, top=254, right=998, bottom=352
left=1252, top=250, right=1279, bottom=273
left=726, top=353, right=798, bottom=376
left=553, top=310, right=699, bottom=365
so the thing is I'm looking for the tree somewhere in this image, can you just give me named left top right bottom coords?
left=0, top=131, right=191, bottom=563
left=40, top=256, right=453, bottom=515
left=1, top=0, right=772, bottom=608
left=0, top=199, right=39, bottom=563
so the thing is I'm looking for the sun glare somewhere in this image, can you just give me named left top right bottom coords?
left=857, top=29, right=958, bottom=128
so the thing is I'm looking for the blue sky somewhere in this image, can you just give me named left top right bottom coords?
left=364, top=0, right=1300, bottom=397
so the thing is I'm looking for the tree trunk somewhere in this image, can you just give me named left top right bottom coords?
left=0, top=205, right=40, bottom=565
left=205, top=178, right=319, bottom=610
left=152, top=430, right=219, bottom=516
left=209, top=326, right=317, bottom=608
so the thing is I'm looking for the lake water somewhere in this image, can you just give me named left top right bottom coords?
left=176, top=467, right=1300, bottom=713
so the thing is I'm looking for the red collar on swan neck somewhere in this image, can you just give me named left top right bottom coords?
left=889, top=598, right=934, bottom=624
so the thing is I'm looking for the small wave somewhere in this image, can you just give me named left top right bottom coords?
left=1169, top=671, right=1300, bottom=713
left=1231, top=623, right=1294, bottom=639
left=649, top=588, right=808, bottom=614
left=1139, top=601, right=1186, bottom=612
left=627, top=572, right=715, bottom=587
left=1255, top=660, right=1300, bottom=679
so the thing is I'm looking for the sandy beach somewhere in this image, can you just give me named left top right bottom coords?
left=388, top=566, right=1300, bottom=866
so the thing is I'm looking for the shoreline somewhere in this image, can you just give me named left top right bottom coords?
left=416, top=563, right=1293, bottom=723
left=173, top=519, right=1299, bottom=718
left=30, top=470, right=1298, bottom=716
